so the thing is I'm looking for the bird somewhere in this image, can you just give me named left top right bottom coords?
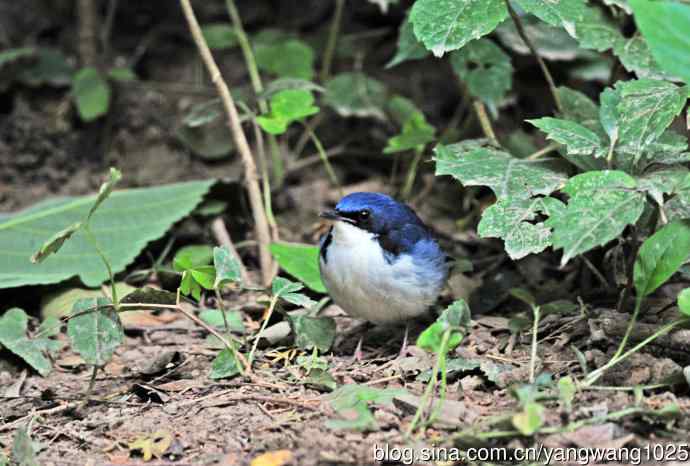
left=318, top=192, right=448, bottom=357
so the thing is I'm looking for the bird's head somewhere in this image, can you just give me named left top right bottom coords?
left=320, top=192, right=424, bottom=236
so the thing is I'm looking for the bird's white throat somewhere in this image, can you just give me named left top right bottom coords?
left=319, top=221, right=441, bottom=324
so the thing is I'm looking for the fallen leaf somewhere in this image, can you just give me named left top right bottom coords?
left=250, top=450, right=293, bottom=466
left=128, top=430, right=173, bottom=461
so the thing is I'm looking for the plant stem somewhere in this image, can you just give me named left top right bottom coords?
left=83, top=225, right=118, bottom=305
left=585, top=317, right=689, bottom=386
left=251, top=115, right=279, bottom=241
left=401, top=149, right=423, bottom=200
left=214, top=288, right=231, bottom=334
left=504, top=0, right=562, bottom=112
left=77, top=0, right=98, bottom=67
left=320, top=0, right=345, bottom=82
left=613, top=297, right=642, bottom=360
left=526, top=142, right=559, bottom=160
left=224, top=0, right=284, bottom=184
left=529, top=305, right=541, bottom=384
left=304, top=124, right=342, bottom=195
left=473, top=101, right=498, bottom=146
left=180, top=0, right=273, bottom=287
left=248, top=295, right=280, bottom=364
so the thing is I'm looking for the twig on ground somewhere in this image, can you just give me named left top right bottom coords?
left=180, top=0, right=273, bottom=286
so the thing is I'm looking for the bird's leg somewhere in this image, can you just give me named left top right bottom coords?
left=398, top=322, right=410, bottom=358
left=352, top=335, right=364, bottom=362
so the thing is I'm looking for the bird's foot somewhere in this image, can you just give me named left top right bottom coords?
left=351, top=335, right=364, bottom=362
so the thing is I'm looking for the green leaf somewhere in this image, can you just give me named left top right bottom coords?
left=383, top=112, right=435, bottom=154
left=179, top=271, right=201, bottom=301
left=30, top=221, right=82, bottom=264
left=515, top=0, right=587, bottom=38
left=269, top=242, right=326, bottom=293
left=0, top=47, right=34, bottom=67
left=434, top=140, right=567, bottom=200
left=478, top=196, right=566, bottom=259
left=272, top=276, right=304, bottom=297
left=387, top=15, right=429, bottom=68
left=327, top=384, right=407, bottom=431
left=213, top=246, right=242, bottom=287
left=496, top=16, right=581, bottom=61
left=677, top=288, right=690, bottom=317
left=281, top=292, right=317, bottom=309
left=613, top=36, right=674, bottom=80
left=324, top=72, right=388, bottom=120
left=88, top=167, right=122, bottom=222
left=108, top=67, right=137, bottom=81
left=599, top=86, right=621, bottom=148
left=210, top=347, right=240, bottom=379
left=255, top=38, right=315, bottom=80
left=417, top=300, right=471, bottom=354
left=637, top=167, right=689, bottom=206
left=386, top=95, right=420, bottom=127
left=528, top=117, right=604, bottom=157
left=0, top=179, right=214, bottom=289
left=546, top=170, right=645, bottom=266
left=11, top=425, right=39, bottom=466
left=198, top=309, right=245, bottom=333
left=558, top=376, right=576, bottom=411
left=67, top=297, right=123, bottom=367
left=613, top=79, right=687, bottom=168
left=512, top=402, right=545, bottom=435
left=257, top=89, right=319, bottom=135
left=201, top=23, right=237, bottom=50
left=450, top=38, right=513, bottom=113
left=557, top=86, right=599, bottom=124
left=288, top=315, right=337, bottom=352
left=259, top=78, right=325, bottom=100
left=0, top=308, right=53, bottom=376
left=190, top=265, right=216, bottom=290
left=17, top=48, right=74, bottom=87
left=173, top=245, right=214, bottom=270
left=574, top=5, right=624, bottom=52
left=634, top=220, right=690, bottom=298
left=72, top=67, right=111, bottom=121
left=630, top=0, right=690, bottom=84
left=409, top=0, right=507, bottom=57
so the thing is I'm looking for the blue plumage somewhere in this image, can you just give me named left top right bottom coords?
left=319, top=192, right=448, bottom=325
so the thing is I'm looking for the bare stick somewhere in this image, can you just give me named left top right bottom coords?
left=504, top=0, right=562, bottom=112
left=210, top=217, right=250, bottom=284
left=527, top=142, right=559, bottom=160
left=180, top=0, right=273, bottom=286
left=473, top=101, right=498, bottom=146
left=320, top=0, right=345, bottom=82
left=77, top=0, right=98, bottom=67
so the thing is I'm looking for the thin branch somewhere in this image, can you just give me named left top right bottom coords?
left=526, top=142, right=559, bottom=160
left=473, top=101, right=498, bottom=146
left=504, top=0, right=562, bottom=112
left=320, top=0, right=345, bottom=82
left=77, top=0, right=98, bottom=67
left=180, top=0, right=273, bottom=286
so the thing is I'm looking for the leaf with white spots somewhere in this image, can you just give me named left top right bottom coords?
left=478, top=196, right=566, bottom=259
left=67, top=297, right=123, bottom=367
left=409, top=0, right=507, bottom=57
left=434, top=140, right=568, bottom=200
left=324, top=72, right=388, bottom=120
left=528, top=117, right=604, bottom=157
left=546, top=170, right=646, bottom=266
left=514, top=0, right=587, bottom=38
left=387, top=15, right=429, bottom=68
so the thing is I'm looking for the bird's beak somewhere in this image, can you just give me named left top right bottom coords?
left=320, top=210, right=353, bottom=223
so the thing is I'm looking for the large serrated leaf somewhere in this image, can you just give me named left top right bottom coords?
left=546, top=170, right=645, bottom=266
left=613, top=79, right=686, bottom=169
left=613, top=36, right=674, bottom=80
left=528, top=117, right=604, bottom=157
left=0, top=179, right=214, bottom=288
left=630, top=0, right=690, bottom=85
left=515, top=0, right=587, bottom=38
left=67, top=297, right=123, bottom=367
left=450, top=38, right=513, bottom=113
left=574, top=6, right=624, bottom=52
left=478, top=196, right=566, bottom=259
left=324, top=73, right=387, bottom=120
left=434, top=140, right=567, bottom=200
left=409, top=0, right=507, bottom=57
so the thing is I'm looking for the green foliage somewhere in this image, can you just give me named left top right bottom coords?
left=417, top=300, right=471, bottom=354
left=213, top=246, right=242, bottom=287
left=67, top=297, right=123, bottom=367
left=257, top=89, right=319, bottom=135
left=512, top=402, right=545, bottom=435
left=409, top=0, right=507, bottom=57
left=634, top=220, right=690, bottom=298
left=201, top=23, right=237, bottom=50
left=210, top=346, right=240, bottom=379
left=387, top=15, right=429, bottom=68
left=0, top=179, right=214, bottom=288
left=255, top=38, right=315, bottom=80
left=11, top=425, right=39, bottom=466
left=631, top=0, right=690, bottom=84
left=288, top=314, right=336, bottom=352
left=450, top=38, right=513, bottom=114
left=199, top=309, right=245, bottom=333
left=0, top=308, right=58, bottom=376
left=677, top=288, right=690, bottom=317
left=384, top=105, right=435, bottom=154
left=324, top=72, right=388, bottom=120
left=327, top=384, right=407, bottom=431
left=514, top=0, right=586, bottom=38
left=528, top=117, right=603, bottom=157
left=72, top=67, right=111, bottom=121
left=269, top=242, right=326, bottom=293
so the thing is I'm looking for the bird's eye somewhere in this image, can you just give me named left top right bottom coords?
left=359, top=210, right=370, bottom=220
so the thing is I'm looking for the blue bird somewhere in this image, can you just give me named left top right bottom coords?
left=319, top=192, right=448, bottom=356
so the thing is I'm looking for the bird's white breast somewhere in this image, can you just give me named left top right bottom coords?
left=319, top=222, right=442, bottom=324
